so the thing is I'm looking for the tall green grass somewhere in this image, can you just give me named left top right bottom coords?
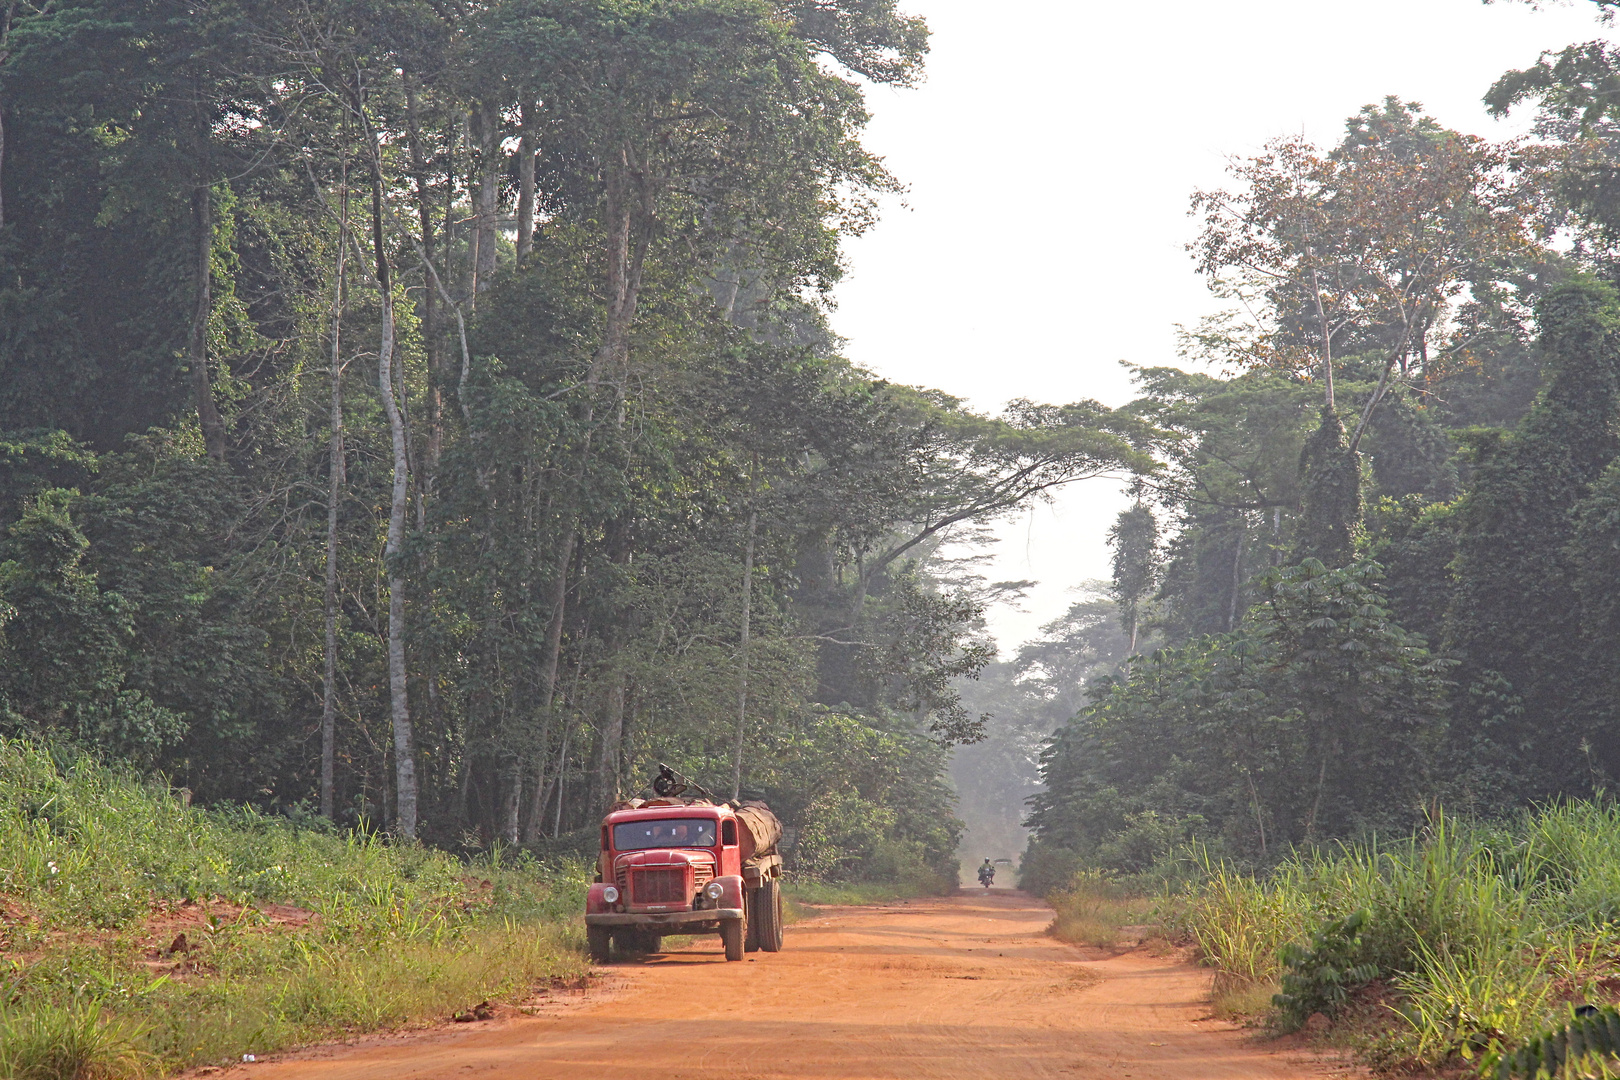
left=0, top=739, right=588, bottom=1077
left=1178, top=803, right=1620, bottom=1071
left=1046, top=870, right=1158, bottom=949
left=0, top=1002, right=153, bottom=1080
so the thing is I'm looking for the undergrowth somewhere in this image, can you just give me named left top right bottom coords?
left=0, top=739, right=588, bottom=1077
left=1045, top=870, right=1157, bottom=949
left=1175, top=803, right=1620, bottom=1075
left=782, top=878, right=941, bottom=907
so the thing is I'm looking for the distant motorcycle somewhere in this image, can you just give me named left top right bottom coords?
left=977, top=861, right=995, bottom=888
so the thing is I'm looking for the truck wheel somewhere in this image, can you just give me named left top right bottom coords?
left=744, top=889, right=761, bottom=952
left=720, top=918, right=744, bottom=961
left=586, top=926, right=612, bottom=964
left=643, top=933, right=663, bottom=954
left=760, top=879, right=784, bottom=953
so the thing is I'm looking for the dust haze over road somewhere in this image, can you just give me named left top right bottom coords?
left=233, top=891, right=1347, bottom=1080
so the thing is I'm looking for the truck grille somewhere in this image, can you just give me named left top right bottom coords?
left=631, top=868, right=687, bottom=904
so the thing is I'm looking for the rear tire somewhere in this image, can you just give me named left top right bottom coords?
left=744, top=888, right=761, bottom=952
left=759, top=878, right=784, bottom=953
left=643, top=933, right=663, bottom=954
left=721, top=918, right=744, bottom=961
left=586, top=926, right=612, bottom=964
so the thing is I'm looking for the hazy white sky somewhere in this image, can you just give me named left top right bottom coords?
left=830, top=0, right=1607, bottom=651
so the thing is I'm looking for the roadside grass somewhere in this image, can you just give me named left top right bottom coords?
left=780, top=880, right=933, bottom=919
left=0, top=1001, right=155, bottom=1080
left=782, top=866, right=956, bottom=923
left=0, top=739, right=588, bottom=1077
left=783, top=879, right=939, bottom=908
left=1175, top=802, right=1620, bottom=1073
left=1046, top=870, right=1158, bottom=950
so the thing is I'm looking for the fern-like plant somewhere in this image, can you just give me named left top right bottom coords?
left=1272, top=909, right=1380, bottom=1030
left=1485, top=1004, right=1620, bottom=1079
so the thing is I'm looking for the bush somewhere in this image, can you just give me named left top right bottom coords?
left=1018, top=842, right=1082, bottom=898
left=1179, top=804, right=1620, bottom=1069
left=1273, top=910, right=1378, bottom=1030
left=1046, top=870, right=1154, bottom=949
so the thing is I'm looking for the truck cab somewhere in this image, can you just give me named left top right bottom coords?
left=584, top=797, right=783, bottom=962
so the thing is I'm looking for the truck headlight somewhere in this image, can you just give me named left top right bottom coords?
left=703, top=881, right=724, bottom=901
left=603, top=885, right=620, bottom=904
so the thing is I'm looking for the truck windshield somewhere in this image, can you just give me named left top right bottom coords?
left=613, top=818, right=717, bottom=851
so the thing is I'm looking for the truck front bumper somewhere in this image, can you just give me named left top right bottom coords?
left=585, top=908, right=743, bottom=927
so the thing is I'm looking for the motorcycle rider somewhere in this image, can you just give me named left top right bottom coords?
left=978, top=858, right=995, bottom=887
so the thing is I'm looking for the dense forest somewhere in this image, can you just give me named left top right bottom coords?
left=0, top=0, right=1166, bottom=883
left=15, top=0, right=1620, bottom=904
left=1024, top=17, right=1620, bottom=887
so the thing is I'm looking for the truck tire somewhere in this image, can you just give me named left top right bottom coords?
left=643, top=933, right=662, bottom=954
left=759, top=879, right=784, bottom=952
left=721, top=918, right=744, bottom=961
left=744, top=888, right=761, bottom=952
left=587, top=925, right=612, bottom=964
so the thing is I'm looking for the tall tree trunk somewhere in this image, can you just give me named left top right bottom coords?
left=1305, top=751, right=1327, bottom=842
left=471, top=101, right=498, bottom=296
left=517, top=100, right=536, bottom=262
left=190, top=184, right=227, bottom=462
left=371, top=166, right=416, bottom=839
left=552, top=726, right=571, bottom=838
left=0, top=85, right=6, bottom=231
left=321, top=173, right=349, bottom=821
left=456, top=747, right=472, bottom=828
left=1246, top=771, right=1267, bottom=857
left=501, top=727, right=521, bottom=844
left=618, top=692, right=635, bottom=795
left=596, top=680, right=626, bottom=805
left=403, top=81, right=442, bottom=511
left=1226, top=523, right=1244, bottom=632
left=731, top=509, right=757, bottom=800
left=518, top=529, right=575, bottom=843
left=594, top=167, right=649, bottom=381
left=1, top=4, right=13, bottom=232
left=1311, top=265, right=1335, bottom=410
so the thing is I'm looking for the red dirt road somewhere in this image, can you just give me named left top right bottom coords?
left=233, top=890, right=1353, bottom=1080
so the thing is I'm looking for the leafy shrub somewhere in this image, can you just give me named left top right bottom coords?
left=862, top=838, right=951, bottom=895
left=1018, top=842, right=1082, bottom=898
left=1272, top=909, right=1379, bottom=1030
left=793, top=790, right=896, bottom=880
left=1484, top=1002, right=1620, bottom=1080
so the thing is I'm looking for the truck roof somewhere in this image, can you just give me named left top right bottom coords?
left=603, top=799, right=732, bottom=825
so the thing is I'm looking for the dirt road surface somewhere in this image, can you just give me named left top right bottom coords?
left=235, top=890, right=1352, bottom=1080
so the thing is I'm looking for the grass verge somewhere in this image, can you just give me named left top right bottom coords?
left=782, top=874, right=954, bottom=924
left=1046, top=870, right=1159, bottom=950
left=783, top=879, right=936, bottom=906
left=1175, top=802, right=1620, bottom=1073
left=0, top=739, right=588, bottom=1077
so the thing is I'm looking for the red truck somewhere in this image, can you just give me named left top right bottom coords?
left=585, top=794, right=784, bottom=962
